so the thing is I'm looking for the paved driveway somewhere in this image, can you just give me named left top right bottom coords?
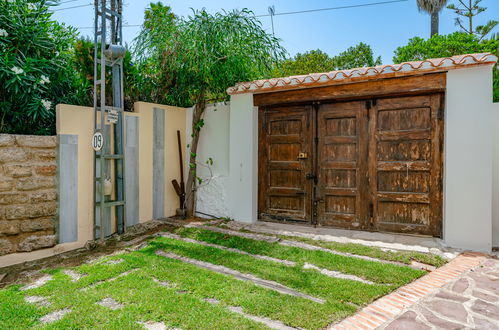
left=382, top=256, right=499, bottom=329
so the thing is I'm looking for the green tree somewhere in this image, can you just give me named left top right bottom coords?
left=272, top=43, right=381, bottom=77
left=447, top=0, right=498, bottom=40
left=333, top=43, right=382, bottom=70
left=0, top=0, right=83, bottom=134
left=416, top=0, right=449, bottom=36
left=393, top=32, right=499, bottom=101
left=71, top=38, right=140, bottom=111
left=271, top=50, right=336, bottom=77
left=134, top=6, right=286, bottom=216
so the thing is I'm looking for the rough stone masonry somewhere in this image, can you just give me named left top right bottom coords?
left=0, top=134, right=57, bottom=256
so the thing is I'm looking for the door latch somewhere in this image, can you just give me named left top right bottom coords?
left=297, top=152, right=308, bottom=159
left=305, top=173, right=316, bottom=180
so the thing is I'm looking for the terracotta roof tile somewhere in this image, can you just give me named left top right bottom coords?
left=227, top=53, right=497, bottom=95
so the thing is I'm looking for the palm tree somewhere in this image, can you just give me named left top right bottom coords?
left=417, top=0, right=449, bottom=36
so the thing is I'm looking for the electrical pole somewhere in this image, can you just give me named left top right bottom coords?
left=93, top=0, right=126, bottom=242
left=268, top=5, right=275, bottom=36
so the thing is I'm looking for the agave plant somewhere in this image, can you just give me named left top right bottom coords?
left=416, top=0, right=449, bottom=36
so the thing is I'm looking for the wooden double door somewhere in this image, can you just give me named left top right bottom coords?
left=258, top=94, right=443, bottom=237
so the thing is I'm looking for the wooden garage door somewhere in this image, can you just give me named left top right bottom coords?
left=369, top=95, right=443, bottom=236
left=258, top=105, right=313, bottom=222
left=316, top=101, right=368, bottom=229
left=258, top=94, right=443, bottom=236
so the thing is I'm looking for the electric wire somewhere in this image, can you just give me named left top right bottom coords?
left=53, top=3, right=93, bottom=12
left=74, top=0, right=409, bottom=29
left=255, top=0, right=409, bottom=17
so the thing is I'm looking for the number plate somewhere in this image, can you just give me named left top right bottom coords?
left=92, top=132, right=104, bottom=151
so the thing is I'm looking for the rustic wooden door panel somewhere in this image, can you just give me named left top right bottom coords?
left=317, top=102, right=368, bottom=229
left=258, top=106, right=313, bottom=222
left=258, top=93, right=443, bottom=237
left=369, top=94, right=443, bottom=236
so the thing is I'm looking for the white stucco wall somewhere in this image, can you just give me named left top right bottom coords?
left=186, top=103, right=231, bottom=218
left=214, top=66, right=497, bottom=252
left=227, top=93, right=258, bottom=223
left=493, top=102, right=499, bottom=248
left=444, top=65, right=495, bottom=252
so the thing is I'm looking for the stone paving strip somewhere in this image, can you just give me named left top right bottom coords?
left=190, top=224, right=428, bottom=271
left=159, top=232, right=374, bottom=284
left=20, top=275, right=53, bottom=291
left=80, top=269, right=138, bottom=291
left=137, top=321, right=168, bottom=330
left=25, top=295, right=51, bottom=307
left=302, top=263, right=375, bottom=285
left=97, top=297, right=124, bottom=310
left=152, top=277, right=173, bottom=288
left=40, top=308, right=71, bottom=324
left=204, top=298, right=297, bottom=330
left=156, top=250, right=325, bottom=304
left=63, top=269, right=86, bottom=282
left=329, top=252, right=488, bottom=329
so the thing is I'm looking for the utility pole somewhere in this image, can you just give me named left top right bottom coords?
left=93, top=0, right=126, bottom=242
left=268, top=5, right=275, bottom=36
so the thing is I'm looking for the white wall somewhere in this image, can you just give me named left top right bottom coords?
left=444, top=65, right=495, bottom=252
left=206, top=66, right=498, bottom=252
left=186, top=103, right=231, bottom=218
left=493, top=102, right=499, bottom=248
left=227, top=93, right=258, bottom=223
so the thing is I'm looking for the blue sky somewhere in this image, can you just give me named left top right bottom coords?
left=53, top=0, right=498, bottom=64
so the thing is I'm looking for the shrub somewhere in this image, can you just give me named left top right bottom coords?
left=0, top=0, right=83, bottom=135
left=393, top=32, right=499, bottom=102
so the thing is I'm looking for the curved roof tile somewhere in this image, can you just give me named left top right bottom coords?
left=227, top=53, right=497, bottom=95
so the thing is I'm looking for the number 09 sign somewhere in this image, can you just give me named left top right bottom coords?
left=92, top=132, right=104, bottom=151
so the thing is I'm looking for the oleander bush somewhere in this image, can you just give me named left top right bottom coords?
left=0, top=0, right=86, bottom=135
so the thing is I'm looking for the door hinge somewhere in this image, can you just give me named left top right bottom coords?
left=437, top=105, right=444, bottom=120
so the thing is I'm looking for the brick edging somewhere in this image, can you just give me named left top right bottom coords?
left=329, top=252, right=488, bottom=330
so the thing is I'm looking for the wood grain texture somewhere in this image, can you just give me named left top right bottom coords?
left=254, top=73, right=446, bottom=107
left=258, top=105, right=313, bottom=222
left=257, top=87, right=444, bottom=236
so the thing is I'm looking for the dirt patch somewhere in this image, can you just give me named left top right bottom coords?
left=0, top=220, right=178, bottom=288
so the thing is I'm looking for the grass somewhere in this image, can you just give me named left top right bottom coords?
left=173, top=227, right=426, bottom=286
left=217, top=223, right=447, bottom=267
left=0, top=225, right=438, bottom=329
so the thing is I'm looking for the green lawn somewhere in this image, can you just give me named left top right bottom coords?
left=0, top=225, right=439, bottom=329
left=217, top=223, right=447, bottom=267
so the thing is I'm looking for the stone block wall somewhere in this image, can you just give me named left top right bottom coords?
left=0, top=134, right=57, bottom=256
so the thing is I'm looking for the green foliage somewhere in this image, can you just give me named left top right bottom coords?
left=71, top=38, right=141, bottom=111
left=393, top=32, right=499, bottom=101
left=447, top=0, right=498, bottom=40
left=0, top=0, right=83, bottom=134
left=133, top=6, right=286, bottom=107
left=333, top=42, right=382, bottom=70
left=271, top=49, right=336, bottom=77
left=271, top=43, right=381, bottom=77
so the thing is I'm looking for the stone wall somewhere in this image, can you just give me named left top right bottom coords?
left=0, top=134, right=57, bottom=256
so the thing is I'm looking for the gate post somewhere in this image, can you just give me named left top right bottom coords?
left=228, top=93, right=258, bottom=223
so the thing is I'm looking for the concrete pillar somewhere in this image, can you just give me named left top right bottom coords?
left=228, top=93, right=258, bottom=223
left=444, top=65, right=494, bottom=252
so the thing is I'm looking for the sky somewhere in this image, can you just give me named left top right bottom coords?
left=52, top=0, right=499, bottom=65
